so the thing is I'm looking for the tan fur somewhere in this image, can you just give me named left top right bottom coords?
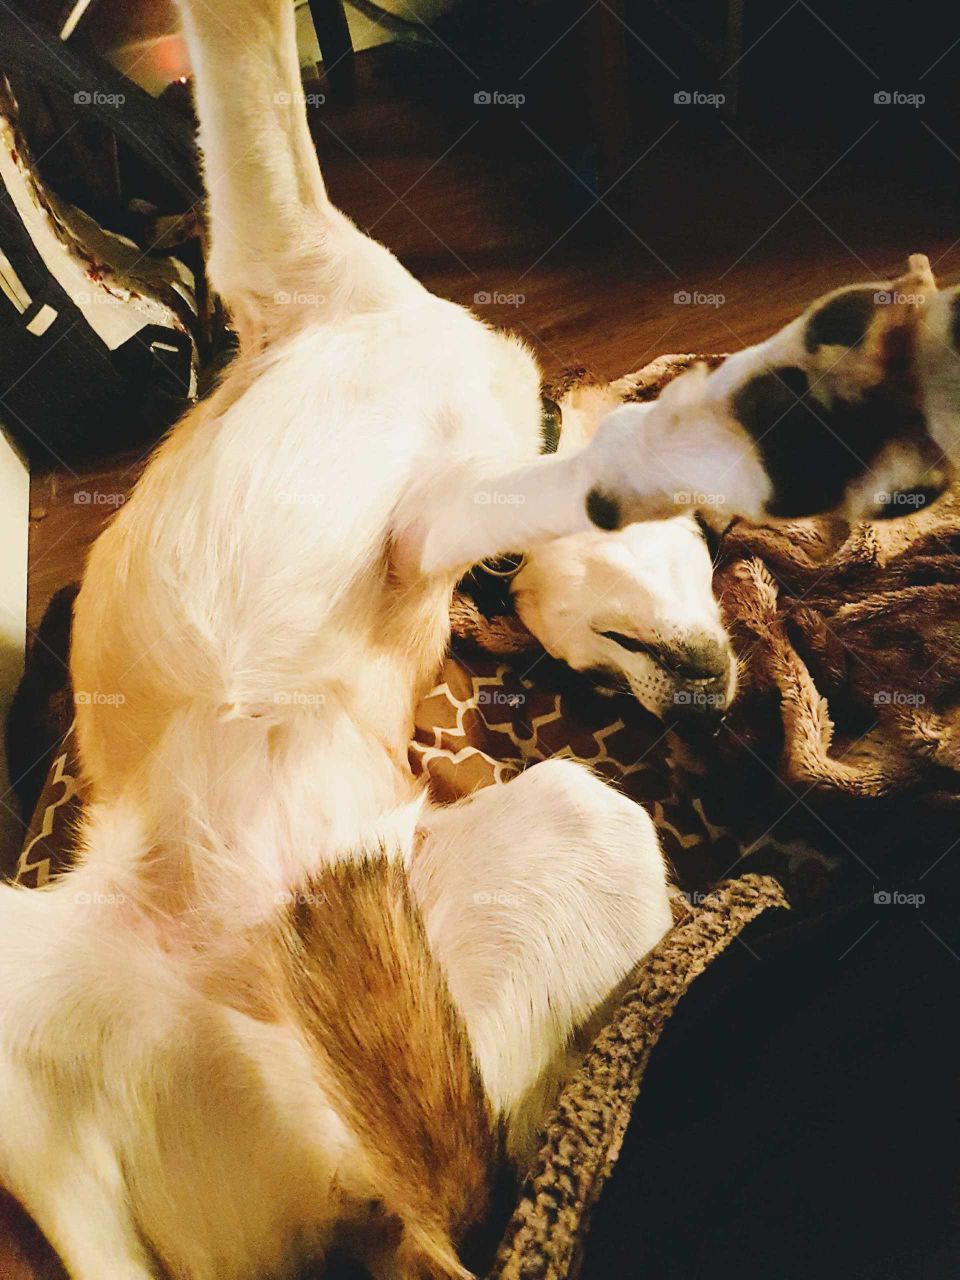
left=273, top=855, right=496, bottom=1277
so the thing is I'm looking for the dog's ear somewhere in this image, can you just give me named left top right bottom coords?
left=693, top=509, right=728, bottom=564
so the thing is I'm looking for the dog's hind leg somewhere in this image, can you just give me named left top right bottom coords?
left=174, top=0, right=421, bottom=342
left=409, top=761, right=672, bottom=1169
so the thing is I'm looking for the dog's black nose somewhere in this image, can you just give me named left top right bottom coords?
left=667, top=634, right=732, bottom=683
left=666, top=634, right=733, bottom=735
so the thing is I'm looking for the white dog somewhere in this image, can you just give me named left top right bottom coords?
left=0, top=1, right=951, bottom=1276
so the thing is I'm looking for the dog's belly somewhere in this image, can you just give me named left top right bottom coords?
left=71, top=315, right=464, bottom=781
left=72, top=543, right=453, bottom=930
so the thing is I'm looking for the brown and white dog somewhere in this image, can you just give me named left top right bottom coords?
left=0, top=2, right=955, bottom=1277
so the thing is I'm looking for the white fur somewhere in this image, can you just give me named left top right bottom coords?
left=515, top=515, right=736, bottom=717
left=412, top=760, right=672, bottom=1167
left=514, top=392, right=736, bottom=718
left=0, top=1, right=679, bottom=1275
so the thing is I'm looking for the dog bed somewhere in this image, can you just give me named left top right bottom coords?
left=3, top=352, right=960, bottom=1278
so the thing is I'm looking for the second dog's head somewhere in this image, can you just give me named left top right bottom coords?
left=509, top=371, right=736, bottom=724
left=512, top=513, right=736, bottom=724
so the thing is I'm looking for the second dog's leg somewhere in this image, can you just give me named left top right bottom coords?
left=408, top=257, right=957, bottom=577
left=403, top=382, right=771, bottom=578
left=409, top=761, right=672, bottom=1168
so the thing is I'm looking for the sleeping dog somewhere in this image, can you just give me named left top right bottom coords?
left=512, top=373, right=735, bottom=720
left=0, top=1, right=956, bottom=1277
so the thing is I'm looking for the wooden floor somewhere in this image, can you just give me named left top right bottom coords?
left=27, top=45, right=960, bottom=630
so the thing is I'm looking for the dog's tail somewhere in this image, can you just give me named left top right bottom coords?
left=272, top=850, right=498, bottom=1278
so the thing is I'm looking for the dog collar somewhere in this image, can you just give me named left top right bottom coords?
left=540, top=393, right=562, bottom=455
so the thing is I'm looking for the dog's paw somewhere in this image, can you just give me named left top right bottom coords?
left=587, top=255, right=954, bottom=528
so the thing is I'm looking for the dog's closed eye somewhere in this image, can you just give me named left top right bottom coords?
left=597, top=630, right=662, bottom=661
left=597, top=631, right=698, bottom=678
left=597, top=630, right=694, bottom=679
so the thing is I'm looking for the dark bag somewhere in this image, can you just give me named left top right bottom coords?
left=0, top=5, right=203, bottom=464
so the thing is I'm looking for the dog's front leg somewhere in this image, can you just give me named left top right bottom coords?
left=402, top=450, right=613, bottom=578
left=401, top=386, right=769, bottom=577
left=398, top=418, right=704, bottom=579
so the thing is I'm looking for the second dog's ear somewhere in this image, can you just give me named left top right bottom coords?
left=693, top=509, right=728, bottom=563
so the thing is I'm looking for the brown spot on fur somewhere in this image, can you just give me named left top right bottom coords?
left=735, top=293, right=934, bottom=517
left=275, top=853, right=497, bottom=1278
